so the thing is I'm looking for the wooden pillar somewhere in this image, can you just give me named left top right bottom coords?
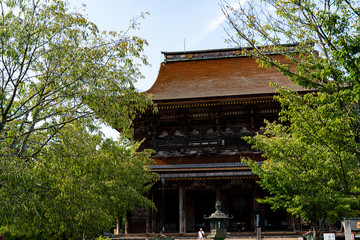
left=179, top=185, right=186, bottom=233
left=152, top=193, right=157, bottom=232
left=253, top=186, right=261, bottom=231
left=146, top=207, right=152, bottom=233
left=256, top=227, right=261, bottom=240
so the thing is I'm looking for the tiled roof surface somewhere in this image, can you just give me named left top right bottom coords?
left=147, top=53, right=305, bottom=101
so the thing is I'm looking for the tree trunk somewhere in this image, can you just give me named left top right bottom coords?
left=312, top=223, right=320, bottom=240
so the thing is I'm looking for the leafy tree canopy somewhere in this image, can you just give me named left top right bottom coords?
left=0, top=0, right=156, bottom=239
left=222, top=0, right=360, bottom=239
left=243, top=88, right=360, bottom=235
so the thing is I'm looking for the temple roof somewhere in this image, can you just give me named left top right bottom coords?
left=150, top=162, right=249, bottom=170
left=147, top=48, right=306, bottom=101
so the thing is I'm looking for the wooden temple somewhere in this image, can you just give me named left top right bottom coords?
left=130, top=46, right=309, bottom=235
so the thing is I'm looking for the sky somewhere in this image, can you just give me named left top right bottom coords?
left=70, top=0, right=239, bottom=92
left=68, top=0, right=240, bottom=138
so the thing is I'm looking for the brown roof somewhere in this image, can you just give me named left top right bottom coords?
left=147, top=52, right=305, bottom=101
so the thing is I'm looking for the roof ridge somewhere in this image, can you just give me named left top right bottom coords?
left=162, top=44, right=300, bottom=62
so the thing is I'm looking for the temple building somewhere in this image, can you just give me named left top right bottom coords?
left=130, top=46, right=310, bottom=235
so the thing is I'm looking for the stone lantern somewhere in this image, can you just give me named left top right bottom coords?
left=204, top=201, right=233, bottom=240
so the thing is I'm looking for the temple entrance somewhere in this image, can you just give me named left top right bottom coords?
left=163, top=190, right=179, bottom=232
left=193, top=191, right=215, bottom=232
left=263, top=204, right=288, bottom=231
left=228, top=194, right=252, bottom=232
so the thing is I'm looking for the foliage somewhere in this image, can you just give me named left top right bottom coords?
left=243, top=87, right=360, bottom=235
left=2, top=122, right=156, bottom=239
left=222, top=0, right=360, bottom=93
left=222, top=0, right=360, bottom=239
left=0, top=0, right=155, bottom=239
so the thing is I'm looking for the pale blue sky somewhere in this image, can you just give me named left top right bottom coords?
left=68, top=0, right=240, bottom=138
left=70, top=0, right=239, bottom=92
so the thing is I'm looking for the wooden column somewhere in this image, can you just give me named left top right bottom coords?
left=256, top=227, right=261, bottom=240
left=179, top=185, right=186, bottom=233
left=152, top=193, right=156, bottom=232
left=253, top=186, right=261, bottom=231
left=145, top=192, right=152, bottom=233
left=146, top=207, right=152, bottom=233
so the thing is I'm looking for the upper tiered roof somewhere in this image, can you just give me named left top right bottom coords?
left=147, top=46, right=306, bottom=101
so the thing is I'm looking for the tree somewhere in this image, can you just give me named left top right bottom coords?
left=243, top=88, right=360, bottom=240
left=221, top=0, right=360, bottom=239
left=2, top=122, right=156, bottom=239
left=0, top=0, right=155, bottom=238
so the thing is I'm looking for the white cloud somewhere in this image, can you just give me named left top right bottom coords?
left=188, top=0, right=246, bottom=49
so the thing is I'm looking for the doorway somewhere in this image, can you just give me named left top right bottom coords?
left=193, top=191, right=216, bottom=232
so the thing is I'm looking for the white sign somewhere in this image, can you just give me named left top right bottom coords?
left=324, top=233, right=336, bottom=240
